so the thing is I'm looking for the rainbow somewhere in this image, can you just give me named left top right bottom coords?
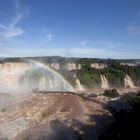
left=26, top=59, right=75, bottom=92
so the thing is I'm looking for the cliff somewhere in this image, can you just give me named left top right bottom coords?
left=0, top=57, right=140, bottom=92
left=91, top=63, right=107, bottom=69
left=0, top=62, right=30, bottom=92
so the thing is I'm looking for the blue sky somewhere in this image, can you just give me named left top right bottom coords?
left=0, top=0, right=140, bottom=58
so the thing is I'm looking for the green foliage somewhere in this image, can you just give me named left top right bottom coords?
left=121, top=92, right=140, bottom=112
left=58, top=70, right=76, bottom=87
left=103, top=89, right=119, bottom=98
left=77, top=66, right=101, bottom=88
left=76, top=59, right=140, bottom=88
left=2, top=56, right=140, bottom=88
left=100, top=92, right=140, bottom=140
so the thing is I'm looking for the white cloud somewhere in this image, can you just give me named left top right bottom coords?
left=0, top=0, right=28, bottom=38
left=47, top=33, right=53, bottom=41
left=102, top=41, right=125, bottom=49
left=0, top=23, right=24, bottom=38
left=6, top=47, right=125, bottom=59
left=80, top=40, right=88, bottom=46
left=67, top=47, right=123, bottom=58
left=127, top=24, right=140, bottom=35
left=42, top=27, right=50, bottom=33
left=41, top=27, right=54, bottom=41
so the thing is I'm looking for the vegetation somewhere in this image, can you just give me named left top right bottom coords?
left=58, top=70, right=76, bottom=87
left=76, top=59, right=140, bottom=88
left=121, top=92, right=140, bottom=112
left=1, top=56, right=140, bottom=88
left=76, top=66, right=101, bottom=88
left=100, top=92, right=140, bottom=140
left=103, top=89, right=119, bottom=98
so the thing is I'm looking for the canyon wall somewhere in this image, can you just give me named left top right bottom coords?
left=0, top=59, right=139, bottom=93
left=120, top=62, right=137, bottom=67
left=91, top=63, right=107, bottom=69
left=0, top=62, right=30, bottom=92
left=0, top=61, right=75, bottom=93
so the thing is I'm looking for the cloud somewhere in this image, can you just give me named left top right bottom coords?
left=41, top=27, right=54, bottom=41
left=5, top=47, right=125, bottom=59
left=66, top=47, right=123, bottom=58
left=47, top=33, right=53, bottom=41
left=41, top=27, right=50, bottom=33
left=80, top=40, right=88, bottom=46
left=0, top=0, right=28, bottom=38
left=0, top=23, right=24, bottom=38
left=127, top=24, right=140, bottom=35
left=102, top=41, right=125, bottom=49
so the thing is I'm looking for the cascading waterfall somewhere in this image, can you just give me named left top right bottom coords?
left=124, top=75, right=135, bottom=88
left=32, top=60, right=75, bottom=91
left=0, top=60, right=75, bottom=93
left=74, top=74, right=84, bottom=91
left=101, top=75, right=109, bottom=89
left=75, top=78, right=84, bottom=91
left=38, top=77, right=47, bottom=90
left=0, top=63, right=29, bottom=92
left=47, top=76, right=53, bottom=89
left=20, top=68, right=74, bottom=92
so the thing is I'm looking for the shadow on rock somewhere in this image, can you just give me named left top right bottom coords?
left=22, top=113, right=113, bottom=140
left=21, top=92, right=140, bottom=140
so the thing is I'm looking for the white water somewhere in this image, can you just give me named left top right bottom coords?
left=0, top=61, right=74, bottom=93
left=74, top=74, right=84, bottom=91
left=0, top=62, right=29, bottom=92
left=48, top=76, right=53, bottom=89
left=101, top=75, right=109, bottom=89
left=124, top=75, right=135, bottom=88
left=38, top=77, right=47, bottom=90
left=0, top=60, right=74, bottom=110
left=75, top=78, right=84, bottom=91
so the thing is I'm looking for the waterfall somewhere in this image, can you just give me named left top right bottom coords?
left=38, top=77, right=47, bottom=90
left=73, top=73, right=84, bottom=91
left=124, top=75, right=135, bottom=88
left=47, top=76, right=53, bottom=89
left=0, top=61, right=74, bottom=93
left=20, top=69, right=74, bottom=92
left=75, top=78, right=84, bottom=91
left=101, top=75, right=109, bottom=89
left=74, top=74, right=84, bottom=91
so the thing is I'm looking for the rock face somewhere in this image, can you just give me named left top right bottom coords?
left=124, top=75, right=135, bottom=88
left=0, top=118, right=29, bottom=140
left=120, top=63, right=137, bottom=67
left=48, top=62, right=81, bottom=71
left=0, top=63, right=3, bottom=70
left=65, top=63, right=81, bottom=71
left=50, top=63, right=60, bottom=70
left=2, top=62, right=29, bottom=72
left=0, top=62, right=74, bottom=93
left=0, top=60, right=138, bottom=92
left=91, top=63, right=107, bottom=69
left=0, top=93, right=113, bottom=140
left=0, top=62, right=30, bottom=92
